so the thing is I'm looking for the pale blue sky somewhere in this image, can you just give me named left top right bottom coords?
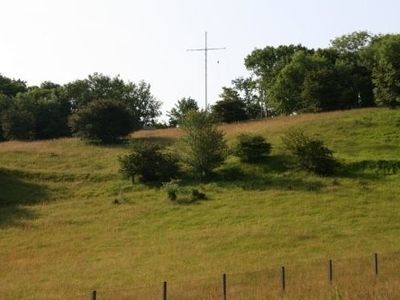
left=1, top=0, right=399, bottom=116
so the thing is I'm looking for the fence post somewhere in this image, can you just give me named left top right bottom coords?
left=329, top=259, right=333, bottom=284
left=222, top=273, right=227, bottom=300
left=92, top=290, right=96, bottom=300
left=281, top=266, right=286, bottom=291
left=374, top=253, right=378, bottom=275
left=163, top=281, right=167, bottom=300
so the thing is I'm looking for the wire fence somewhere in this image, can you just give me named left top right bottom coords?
left=76, top=251, right=400, bottom=299
left=3, top=251, right=399, bottom=299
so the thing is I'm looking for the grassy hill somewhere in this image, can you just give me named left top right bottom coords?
left=1, top=108, right=400, bottom=299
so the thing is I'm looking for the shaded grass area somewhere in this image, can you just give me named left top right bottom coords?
left=0, top=170, right=49, bottom=227
left=0, top=108, right=400, bottom=298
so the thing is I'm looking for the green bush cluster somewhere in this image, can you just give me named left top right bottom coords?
left=119, top=141, right=178, bottom=183
left=282, top=130, right=337, bottom=176
left=234, top=134, right=272, bottom=163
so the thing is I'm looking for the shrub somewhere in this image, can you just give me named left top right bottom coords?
left=162, top=179, right=180, bottom=201
left=282, top=130, right=337, bottom=175
left=162, top=180, right=207, bottom=203
left=179, top=111, right=227, bottom=178
left=69, top=99, right=133, bottom=144
left=234, top=134, right=272, bottom=163
left=120, top=142, right=178, bottom=183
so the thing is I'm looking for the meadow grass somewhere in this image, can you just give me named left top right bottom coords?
left=0, top=108, right=400, bottom=299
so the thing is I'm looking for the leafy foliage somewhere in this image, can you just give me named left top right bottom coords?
left=371, top=34, right=400, bottom=107
left=282, top=130, right=337, bottom=176
left=234, top=134, right=272, bottom=163
left=120, top=142, right=179, bottom=183
left=69, top=99, right=133, bottom=144
left=212, top=87, right=248, bottom=123
left=179, top=111, right=227, bottom=178
left=65, top=73, right=161, bottom=128
left=0, top=74, right=27, bottom=97
left=1, top=109, right=35, bottom=140
left=167, top=97, right=199, bottom=127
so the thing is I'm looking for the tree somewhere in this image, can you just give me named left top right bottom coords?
left=167, top=97, right=199, bottom=127
left=65, top=73, right=161, bottom=128
left=370, top=34, right=400, bottom=107
left=330, top=31, right=374, bottom=54
left=179, top=111, right=227, bottom=178
left=268, top=51, right=313, bottom=114
left=330, top=32, right=376, bottom=108
left=301, top=53, right=343, bottom=111
left=231, top=77, right=264, bottom=119
left=1, top=109, right=35, bottom=140
left=14, top=87, right=71, bottom=139
left=69, top=99, right=133, bottom=143
left=0, top=74, right=27, bottom=97
left=212, top=88, right=248, bottom=123
left=0, top=94, right=13, bottom=141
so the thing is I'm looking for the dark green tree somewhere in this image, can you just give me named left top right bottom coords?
left=65, top=73, right=161, bottom=128
left=370, top=34, right=400, bottom=107
left=0, top=74, right=27, bottom=97
left=69, top=99, right=134, bottom=144
left=212, top=88, right=248, bottom=123
left=14, top=87, right=71, bottom=139
left=167, top=97, right=199, bottom=127
left=1, top=109, right=35, bottom=140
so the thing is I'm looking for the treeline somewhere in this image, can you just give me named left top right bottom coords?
left=1, top=31, right=400, bottom=142
left=168, top=31, right=400, bottom=125
left=0, top=73, right=161, bottom=142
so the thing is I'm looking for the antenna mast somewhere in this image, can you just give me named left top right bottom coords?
left=187, top=31, right=225, bottom=110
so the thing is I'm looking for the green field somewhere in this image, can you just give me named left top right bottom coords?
left=1, top=108, right=400, bottom=299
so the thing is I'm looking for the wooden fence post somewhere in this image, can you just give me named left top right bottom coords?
left=281, top=266, right=286, bottom=291
left=222, top=273, right=227, bottom=300
left=163, top=281, right=167, bottom=300
left=374, top=253, right=378, bottom=275
left=92, top=290, right=96, bottom=300
left=329, top=259, right=333, bottom=283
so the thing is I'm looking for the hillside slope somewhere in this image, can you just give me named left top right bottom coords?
left=1, top=108, right=400, bottom=299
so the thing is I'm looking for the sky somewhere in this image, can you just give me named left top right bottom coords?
left=1, top=0, right=399, bottom=118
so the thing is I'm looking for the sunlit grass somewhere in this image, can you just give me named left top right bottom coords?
left=0, top=108, right=400, bottom=299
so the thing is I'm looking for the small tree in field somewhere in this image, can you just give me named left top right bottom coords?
left=179, top=111, right=227, bottom=178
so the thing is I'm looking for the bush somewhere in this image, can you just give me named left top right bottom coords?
left=179, top=111, right=227, bottom=178
left=234, top=134, right=272, bottom=163
left=162, top=180, right=207, bottom=203
left=282, top=130, right=337, bottom=175
left=162, top=179, right=180, bottom=201
left=120, top=142, right=179, bottom=183
left=69, top=99, right=133, bottom=144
